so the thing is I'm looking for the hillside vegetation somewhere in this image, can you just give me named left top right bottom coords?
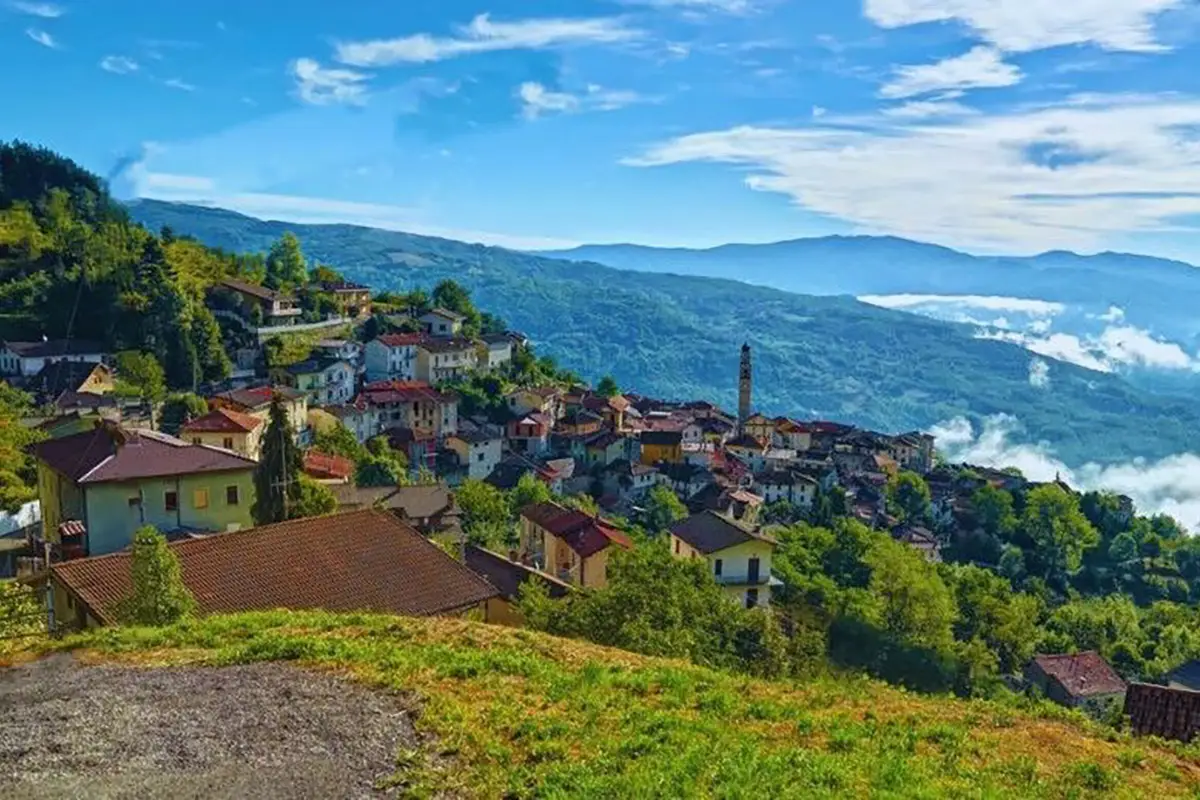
left=19, top=611, right=1200, bottom=798
left=127, top=199, right=1200, bottom=467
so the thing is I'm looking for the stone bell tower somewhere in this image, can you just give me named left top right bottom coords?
left=738, top=342, right=752, bottom=432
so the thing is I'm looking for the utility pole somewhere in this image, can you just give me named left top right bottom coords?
left=269, top=397, right=297, bottom=521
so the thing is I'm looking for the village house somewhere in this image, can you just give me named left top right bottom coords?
left=578, top=392, right=631, bottom=431
left=640, top=429, right=684, bottom=465
left=34, top=423, right=257, bottom=558
left=743, top=413, right=775, bottom=444
left=47, top=509, right=498, bottom=630
left=209, top=385, right=310, bottom=445
left=753, top=469, right=818, bottom=508
left=181, top=407, right=265, bottom=460
left=364, top=333, right=423, bottom=382
left=890, top=432, right=937, bottom=474
left=893, top=524, right=942, bottom=562
left=274, top=356, right=355, bottom=406
left=0, top=339, right=108, bottom=378
left=301, top=451, right=354, bottom=484
left=698, top=415, right=735, bottom=446
left=330, top=484, right=461, bottom=541
left=445, top=425, right=504, bottom=481
left=657, top=461, right=714, bottom=500
left=212, top=278, right=301, bottom=327
left=360, top=380, right=459, bottom=439
left=687, top=483, right=763, bottom=525
left=557, top=408, right=604, bottom=437
left=325, top=396, right=380, bottom=444
left=420, top=307, right=466, bottom=337
left=26, top=360, right=115, bottom=403
left=584, top=430, right=635, bottom=468
left=313, top=338, right=363, bottom=368
left=316, top=280, right=372, bottom=319
left=670, top=511, right=779, bottom=608
left=724, top=432, right=766, bottom=466
left=773, top=419, right=813, bottom=452
left=519, top=500, right=632, bottom=588
left=486, top=453, right=559, bottom=491
left=506, top=386, right=564, bottom=421
left=1024, top=652, right=1127, bottom=714
left=478, top=333, right=514, bottom=371
left=602, top=460, right=659, bottom=504
left=507, top=412, right=553, bottom=456
left=464, top=544, right=573, bottom=627
left=416, top=337, right=479, bottom=383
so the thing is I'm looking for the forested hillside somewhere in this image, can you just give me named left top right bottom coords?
left=128, top=198, right=1200, bottom=467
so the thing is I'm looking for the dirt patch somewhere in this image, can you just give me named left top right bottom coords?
left=0, top=653, right=419, bottom=799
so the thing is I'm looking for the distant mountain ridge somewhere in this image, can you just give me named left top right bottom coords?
left=127, top=199, right=1200, bottom=466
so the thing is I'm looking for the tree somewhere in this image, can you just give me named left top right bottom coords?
left=310, top=264, right=344, bottom=285
left=355, top=435, right=407, bottom=487
left=265, top=232, right=307, bottom=289
left=292, top=475, right=338, bottom=519
left=191, top=305, right=232, bottom=384
left=643, top=484, right=688, bottom=533
left=160, top=392, right=208, bottom=435
left=1022, top=484, right=1100, bottom=578
left=0, top=381, right=42, bottom=512
left=509, top=472, right=551, bottom=517
left=863, top=539, right=956, bottom=654
left=313, top=422, right=367, bottom=461
left=431, top=279, right=473, bottom=315
left=253, top=393, right=303, bottom=524
left=458, top=479, right=512, bottom=547
left=887, top=470, right=931, bottom=523
left=113, top=350, right=166, bottom=404
left=972, top=485, right=1016, bottom=539
left=115, top=526, right=196, bottom=626
left=596, top=375, right=619, bottom=397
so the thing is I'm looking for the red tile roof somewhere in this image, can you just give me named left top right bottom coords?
left=362, top=379, right=456, bottom=405
left=376, top=333, right=427, bottom=348
left=50, top=509, right=499, bottom=624
left=303, top=450, right=355, bottom=481
left=219, top=277, right=291, bottom=302
left=521, top=500, right=631, bottom=558
left=36, top=425, right=256, bottom=485
left=1032, top=652, right=1127, bottom=698
left=212, top=385, right=305, bottom=411
left=182, top=407, right=263, bottom=434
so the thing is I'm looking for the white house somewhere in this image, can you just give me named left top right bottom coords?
left=420, top=308, right=465, bottom=338
left=480, top=334, right=514, bottom=371
left=313, top=339, right=363, bottom=368
left=328, top=399, right=381, bottom=443
left=447, top=426, right=504, bottom=481
left=416, top=339, right=478, bottom=383
left=364, top=333, right=422, bottom=382
left=0, top=340, right=107, bottom=378
left=753, top=470, right=818, bottom=508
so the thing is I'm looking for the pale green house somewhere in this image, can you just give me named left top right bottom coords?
left=34, top=422, right=257, bottom=557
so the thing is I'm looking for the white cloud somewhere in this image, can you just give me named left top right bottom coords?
left=1028, top=357, right=1050, bottom=388
left=335, top=14, right=640, bottom=67
left=811, top=105, right=827, bottom=118
left=858, top=293, right=1065, bottom=315
left=863, top=0, right=1184, bottom=53
left=1097, top=305, right=1126, bottom=322
left=99, top=55, right=139, bottom=75
left=518, top=81, right=650, bottom=119
left=291, top=58, right=370, bottom=106
left=619, top=0, right=757, bottom=12
left=162, top=78, right=196, bottom=92
left=976, top=325, right=1200, bottom=372
left=624, top=93, right=1200, bottom=252
left=881, top=99, right=978, bottom=118
left=880, top=46, right=1022, bottom=99
left=931, top=414, right=1200, bottom=531
left=24, top=27, right=56, bottom=48
left=9, top=1, right=62, bottom=17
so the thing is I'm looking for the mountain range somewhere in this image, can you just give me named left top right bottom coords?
left=127, top=199, right=1200, bottom=468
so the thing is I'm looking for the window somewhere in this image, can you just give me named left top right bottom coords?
left=226, top=485, right=240, bottom=506
left=223, top=437, right=234, bottom=450
left=674, top=538, right=680, bottom=555
left=193, top=488, right=209, bottom=509
left=714, top=558, right=723, bottom=577
left=127, top=495, right=141, bottom=507
left=746, top=589, right=759, bottom=609
left=477, top=452, right=486, bottom=462
left=192, top=437, right=202, bottom=445
left=165, top=491, right=179, bottom=512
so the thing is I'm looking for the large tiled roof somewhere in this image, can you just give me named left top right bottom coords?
left=670, top=511, right=776, bottom=555
left=641, top=429, right=683, bottom=445
left=1031, top=652, right=1127, bottom=698
left=50, top=509, right=499, bottom=624
left=219, top=277, right=292, bottom=302
left=422, top=307, right=466, bottom=322
left=376, top=333, right=427, bottom=348
left=3, top=339, right=105, bottom=358
left=362, top=380, right=456, bottom=405
left=212, top=385, right=305, bottom=410
left=182, top=407, right=263, bottom=434
left=30, top=360, right=108, bottom=396
left=418, top=337, right=477, bottom=354
left=464, top=545, right=573, bottom=602
left=520, top=500, right=631, bottom=558
left=36, top=425, right=256, bottom=485
left=302, top=451, right=354, bottom=481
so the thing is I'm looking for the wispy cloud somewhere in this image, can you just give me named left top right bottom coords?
left=859, top=294, right=1065, bottom=315
left=618, top=0, right=758, bottom=13
left=978, top=325, right=1200, bottom=373
left=1028, top=358, right=1051, bottom=388
left=291, top=58, right=370, bottom=106
left=9, top=1, right=63, bottom=18
left=24, top=27, right=57, bottom=48
left=881, top=99, right=978, bottom=118
left=880, top=47, right=1021, bottom=99
left=519, top=81, right=651, bottom=119
left=334, top=14, right=641, bottom=66
left=932, top=414, right=1200, bottom=531
left=624, top=93, right=1200, bottom=252
left=162, top=78, right=196, bottom=92
left=863, top=0, right=1184, bottom=53
left=99, top=55, right=139, bottom=75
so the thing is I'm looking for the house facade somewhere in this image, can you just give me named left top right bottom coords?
left=0, top=340, right=108, bottom=378
left=318, top=281, right=372, bottom=319
left=181, top=407, right=265, bottom=460
left=364, top=333, right=422, bottom=382
left=1025, top=652, right=1127, bottom=715
left=753, top=470, right=818, bottom=508
left=640, top=430, right=684, bottom=465
left=670, top=511, right=778, bottom=608
left=276, top=357, right=355, bottom=405
left=508, top=413, right=552, bottom=456
left=416, top=338, right=479, bottom=383
left=446, top=428, right=504, bottom=481
left=360, top=380, right=459, bottom=438
left=213, top=278, right=301, bottom=327
left=419, top=308, right=466, bottom=337
left=479, top=334, right=514, bottom=370
left=209, top=385, right=310, bottom=445
left=35, top=424, right=257, bottom=558
left=519, top=500, right=632, bottom=588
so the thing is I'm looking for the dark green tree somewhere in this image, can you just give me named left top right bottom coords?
left=253, top=393, right=303, bottom=524
left=887, top=470, right=932, bottom=524
left=264, top=232, right=307, bottom=289
left=643, top=484, right=688, bottom=534
left=114, top=526, right=196, bottom=626
left=596, top=375, right=620, bottom=397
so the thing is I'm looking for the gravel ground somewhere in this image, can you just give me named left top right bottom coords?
left=0, top=653, right=420, bottom=799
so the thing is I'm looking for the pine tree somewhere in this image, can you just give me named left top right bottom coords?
left=115, top=526, right=196, bottom=626
left=191, top=304, right=232, bottom=383
left=253, top=392, right=303, bottom=524
left=265, top=232, right=308, bottom=289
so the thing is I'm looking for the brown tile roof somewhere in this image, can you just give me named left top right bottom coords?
left=423, top=307, right=466, bottom=322
left=182, top=407, right=263, bottom=434
left=302, top=451, right=354, bottom=481
left=465, top=545, right=573, bottom=602
left=376, top=333, right=427, bottom=348
left=417, top=337, right=478, bottom=354
left=362, top=380, right=456, bottom=405
left=521, top=500, right=632, bottom=558
left=50, top=509, right=499, bottom=624
left=330, top=484, right=458, bottom=520
left=3, top=339, right=106, bottom=357
left=670, top=511, right=776, bottom=555
left=219, top=277, right=292, bottom=302
left=212, top=385, right=306, bottom=411
left=36, top=425, right=256, bottom=485
left=1031, top=652, right=1126, bottom=698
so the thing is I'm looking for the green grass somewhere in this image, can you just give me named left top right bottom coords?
left=15, top=610, right=1200, bottom=798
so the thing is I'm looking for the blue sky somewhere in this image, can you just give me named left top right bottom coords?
left=6, top=0, right=1200, bottom=258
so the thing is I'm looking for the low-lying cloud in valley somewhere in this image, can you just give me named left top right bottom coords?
left=932, top=415, right=1200, bottom=531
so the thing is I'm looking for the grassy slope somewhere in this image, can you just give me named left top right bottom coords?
left=16, top=611, right=1200, bottom=798
left=127, top=200, right=1200, bottom=466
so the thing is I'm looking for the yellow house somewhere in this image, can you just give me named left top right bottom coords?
left=209, top=385, right=309, bottom=444
left=744, top=414, right=775, bottom=444
left=518, top=500, right=632, bottom=588
left=669, top=511, right=778, bottom=608
left=464, top=544, right=574, bottom=627
left=181, top=407, right=265, bottom=460
left=640, top=429, right=684, bottom=465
